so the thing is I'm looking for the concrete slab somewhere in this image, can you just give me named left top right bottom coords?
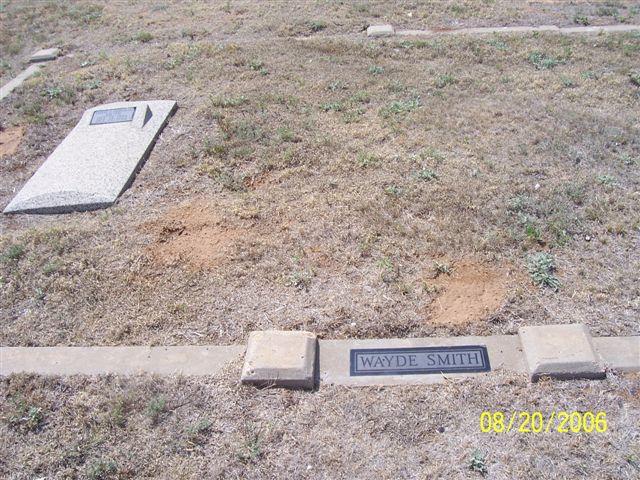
left=3, top=100, right=176, bottom=214
left=518, top=324, right=605, bottom=381
left=593, top=336, right=640, bottom=372
left=0, top=345, right=244, bottom=376
left=241, top=331, right=317, bottom=389
left=367, top=24, right=395, bottom=37
left=29, top=48, right=61, bottom=63
left=320, top=335, right=526, bottom=386
left=395, top=24, right=639, bottom=38
left=0, top=64, right=41, bottom=101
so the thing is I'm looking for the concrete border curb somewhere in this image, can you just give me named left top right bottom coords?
left=1, top=327, right=637, bottom=388
left=0, top=64, right=42, bottom=101
left=0, top=345, right=244, bottom=376
left=367, top=23, right=640, bottom=39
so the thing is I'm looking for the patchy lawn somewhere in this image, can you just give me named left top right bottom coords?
left=1, top=1, right=639, bottom=478
left=1, top=370, right=639, bottom=479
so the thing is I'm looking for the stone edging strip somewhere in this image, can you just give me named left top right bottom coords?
left=0, top=64, right=42, bottom=101
left=367, top=23, right=640, bottom=38
left=0, top=345, right=244, bottom=376
left=1, top=325, right=638, bottom=389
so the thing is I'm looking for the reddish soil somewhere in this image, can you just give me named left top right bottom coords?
left=0, top=125, right=24, bottom=158
left=145, top=199, right=253, bottom=270
left=428, top=260, right=509, bottom=326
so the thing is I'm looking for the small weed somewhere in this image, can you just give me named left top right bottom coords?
left=565, top=184, right=586, bottom=205
left=574, top=14, right=590, bottom=26
left=83, top=79, right=102, bottom=90
left=528, top=51, right=561, bottom=70
left=108, top=398, right=127, bottom=428
left=145, top=396, right=166, bottom=425
left=507, top=195, right=526, bottom=212
left=596, top=174, right=616, bottom=186
left=368, top=65, right=384, bottom=75
left=378, top=257, right=398, bottom=283
left=619, top=153, right=638, bottom=166
left=435, top=73, right=456, bottom=88
left=384, top=185, right=401, bottom=197
left=309, top=20, right=327, bottom=32
left=2, top=243, right=25, bottom=261
left=561, top=76, right=576, bottom=88
left=238, top=426, right=263, bottom=463
left=135, top=31, right=153, bottom=43
left=527, top=252, right=560, bottom=290
left=356, top=152, right=379, bottom=168
left=597, top=6, right=619, bottom=17
left=202, top=137, right=227, bottom=157
left=210, top=95, right=247, bottom=108
left=434, top=261, right=452, bottom=276
left=287, top=270, right=314, bottom=291
left=167, top=302, right=187, bottom=315
left=248, top=59, right=268, bottom=75
left=420, top=147, right=446, bottom=164
left=469, top=450, right=488, bottom=476
left=186, top=418, right=212, bottom=445
left=349, top=90, right=370, bottom=104
left=327, top=80, right=348, bottom=91
left=320, top=101, right=344, bottom=112
left=416, top=168, right=438, bottom=181
left=86, top=459, right=117, bottom=480
left=42, top=85, right=75, bottom=104
left=42, top=260, right=61, bottom=275
left=488, top=38, right=509, bottom=51
left=398, top=40, right=424, bottom=49
left=277, top=126, right=296, bottom=142
left=630, top=73, right=640, bottom=87
left=524, top=221, right=542, bottom=242
left=379, top=97, right=421, bottom=118
left=7, top=398, right=45, bottom=432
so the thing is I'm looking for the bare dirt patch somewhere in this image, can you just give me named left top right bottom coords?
left=428, top=260, right=510, bottom=326
left=144, top=199, right=255, bottom=270
left=0, top=125, right=24, bottom=158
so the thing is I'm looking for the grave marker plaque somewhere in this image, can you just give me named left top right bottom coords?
left=90, top=107, right=136, bottom=125
left=350, top=345, right=490, bottom=376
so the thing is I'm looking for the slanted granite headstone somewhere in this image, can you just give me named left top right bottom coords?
left=3, top=100, right=176, bottom=214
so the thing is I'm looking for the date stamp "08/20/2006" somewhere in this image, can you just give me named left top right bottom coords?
left=479, top=411, right=608, bottom=434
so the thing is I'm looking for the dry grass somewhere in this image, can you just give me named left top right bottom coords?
left=1, top=2, right=639, bottom=346
left=1, top=370, right=639, bottom=479
left=1, top=2, right=639, bottom=476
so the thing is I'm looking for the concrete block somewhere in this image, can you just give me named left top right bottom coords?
left=29, top=48, right=61, bottom=63
left=367, top=24, right=395, bottom=37
left=3, top=100, right=176, bottom=214
left=241, top=331, right=317, bottom=389
left=518, top=324, right=605, bottom=381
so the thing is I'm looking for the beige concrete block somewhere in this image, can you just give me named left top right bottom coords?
left=367, top=24, right=395, bottom=37
left=241, top=331, right=317, bottom=389
left=30, top=48, right=61, bottom=63
left=518, top=324, right=605, bottom=381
